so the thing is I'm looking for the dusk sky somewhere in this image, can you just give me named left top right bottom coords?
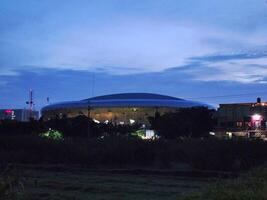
left=1, top=0, right=267, bottom=109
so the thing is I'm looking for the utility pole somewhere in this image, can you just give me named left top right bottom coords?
left=91, top=72, right=95, bottom=97
left=87, top=105, right=91, bottom=138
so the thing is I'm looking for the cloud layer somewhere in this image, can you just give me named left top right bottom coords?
left=0, top=0, right=267, bottom=83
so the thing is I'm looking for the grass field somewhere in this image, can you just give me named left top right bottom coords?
left=3, top=165, right=267, bottom=200
left=16, top=167, right=215, bottom=200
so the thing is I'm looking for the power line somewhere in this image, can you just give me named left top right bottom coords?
left=186, top=91, right=267, bottom=100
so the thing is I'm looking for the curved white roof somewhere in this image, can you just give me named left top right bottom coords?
left=42, top=93, right=210, bottom=112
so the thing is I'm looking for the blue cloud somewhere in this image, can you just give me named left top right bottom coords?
left=190, top=51, right=267, bottom=62
left=1, top=0, right=267, bottom=109
left=1, top=68, right=267, bottom=109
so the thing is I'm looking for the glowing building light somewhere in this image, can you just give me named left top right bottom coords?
left=93, top=119, right=100, bottom=124
left=129, top=119, right=135, bottom=124
left=226, top=132, right=232, bottom=139
left=140, top=130, right=155, bottom=139
left=145, top=130, right=155, bottom=139
left=252, top=114, right=262, bottom=121
left=209, top=132, right=215, bottom=136
left=5, top=109, right=13, bottom=114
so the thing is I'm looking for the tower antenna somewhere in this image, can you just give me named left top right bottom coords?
left=26, top=89, right=35, bottom=118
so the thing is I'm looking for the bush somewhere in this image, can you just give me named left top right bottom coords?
left=182, top=165, right=267, bottom=200
left=0, top=135, right=267, bottom=171
left=148, top=107, right=215, bottom=139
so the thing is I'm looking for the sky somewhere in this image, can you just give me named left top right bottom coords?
left=1, top=0, right=267, bottom=109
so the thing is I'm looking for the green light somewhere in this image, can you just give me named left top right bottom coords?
left=131, top=129, right=145, bottom=138
left=40, top=129, right=63, bottom=140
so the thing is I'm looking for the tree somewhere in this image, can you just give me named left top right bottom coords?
left=148, top=107, right=215, bottom=139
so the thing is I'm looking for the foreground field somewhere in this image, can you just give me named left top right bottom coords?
left=17, top=167, right=213, bottom=200
left=2, top=136, right=267, bottom=199
left=3, top=165, right=264, bottom=200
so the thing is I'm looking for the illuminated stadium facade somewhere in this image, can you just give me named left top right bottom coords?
left=41, top=93, right=208, bottom=125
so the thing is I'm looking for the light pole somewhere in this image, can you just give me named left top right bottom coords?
left=87, top=105, right=91, bottom=138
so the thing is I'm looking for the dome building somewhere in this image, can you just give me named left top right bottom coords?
left=41, top=93, right=209, bottom=125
